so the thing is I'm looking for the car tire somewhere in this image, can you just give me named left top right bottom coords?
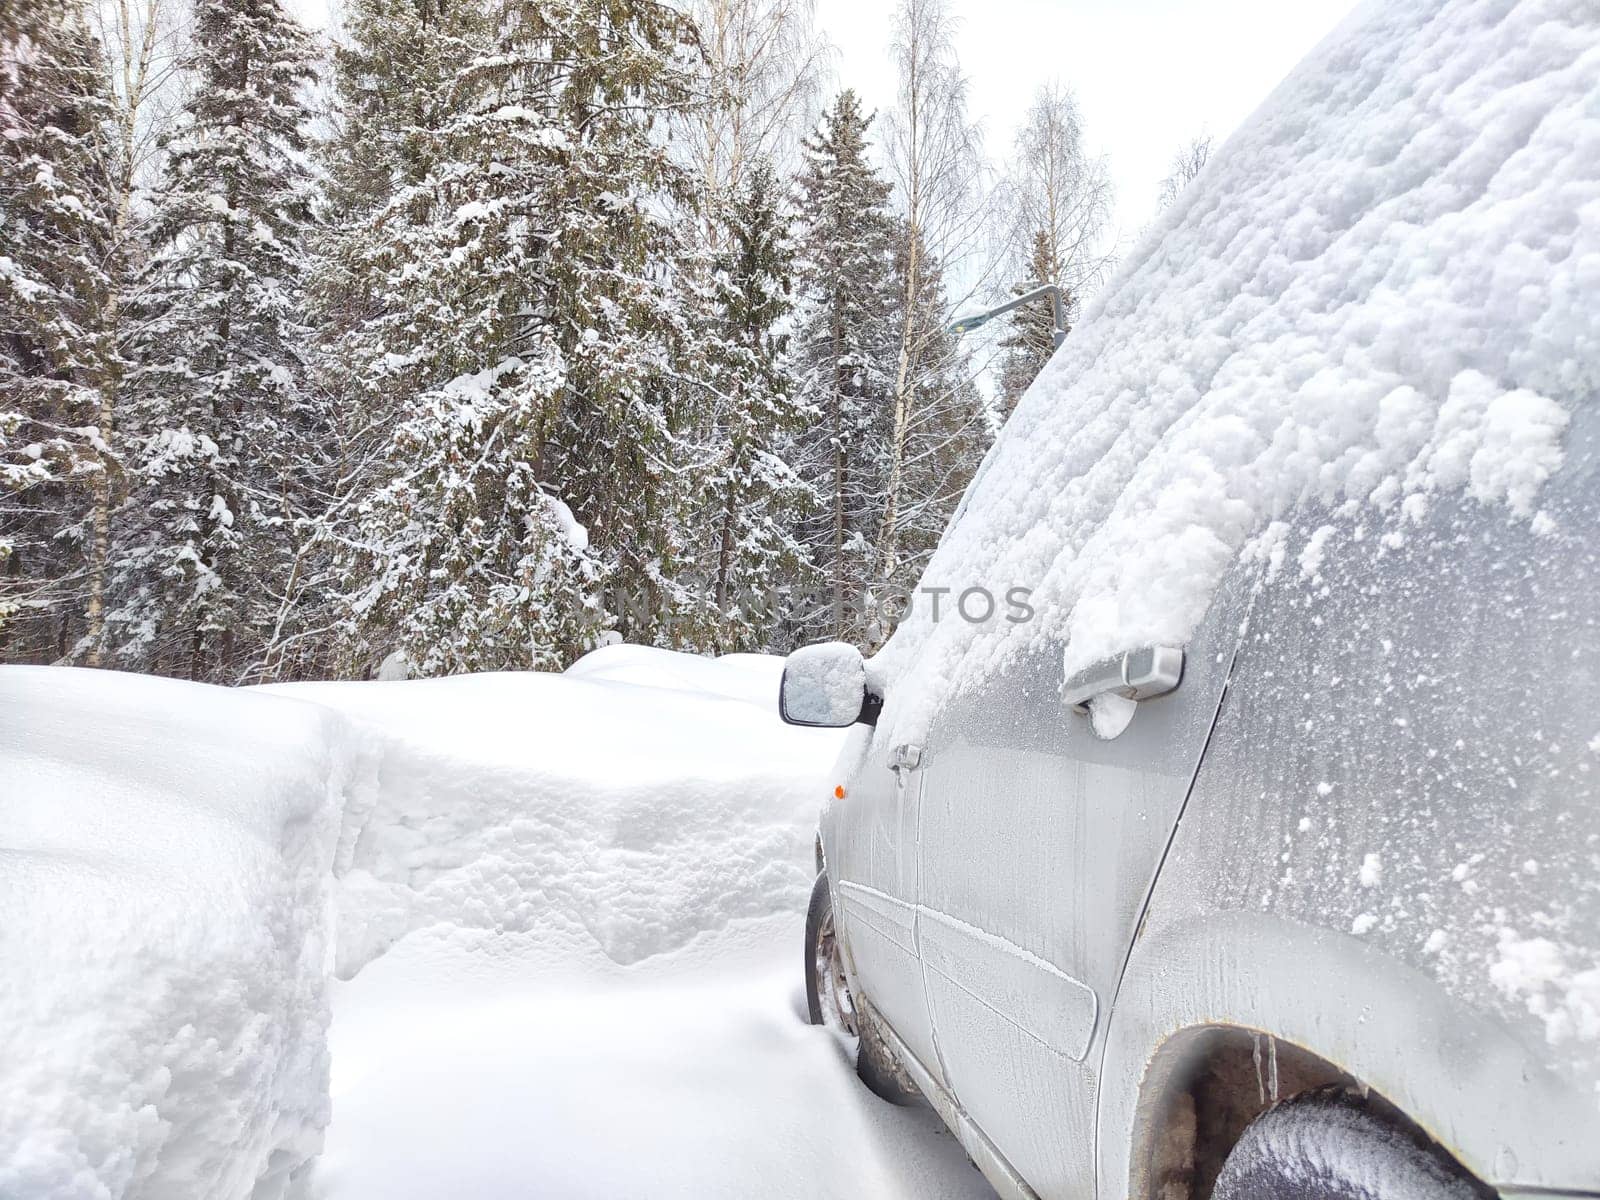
left=804, top=870, right=920, bottom=1105
left=1213, top=1089, right=1480, bottom=1200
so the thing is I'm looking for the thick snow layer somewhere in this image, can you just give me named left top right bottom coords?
left=0, top=667, right=364, bottom=1200
left=264, top=646, right=986, bottom=1199
left=4, top=650, right=982, bottom=1198
left=267, top=646, right=846, bottom=976
left=1490, top=929, right=1600, bottom=1050
left=875, top=0, right=1600, bottom=744
left=778, top=641, right=868, bottom=726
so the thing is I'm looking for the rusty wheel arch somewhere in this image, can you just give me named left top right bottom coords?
left=1131, top=1025, right=1487, bottom=1200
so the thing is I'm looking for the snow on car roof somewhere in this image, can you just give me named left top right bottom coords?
left=873, top=0, right=1598, bottom=743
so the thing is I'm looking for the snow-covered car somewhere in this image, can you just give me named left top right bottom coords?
left=781, top=1, right=1600, bottom=1198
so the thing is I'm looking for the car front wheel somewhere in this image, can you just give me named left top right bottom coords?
left=804, top=869, right=858, bottom=1037
left=804, top=870, right=920, bottom=1105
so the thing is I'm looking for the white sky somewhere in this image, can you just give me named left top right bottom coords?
left=814, top=0, right=1360, bottom=240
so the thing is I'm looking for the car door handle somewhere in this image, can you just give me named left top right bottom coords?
left=1061, top=646, right=1184, bottom=713
left=890, top=743, right=922, bottom=772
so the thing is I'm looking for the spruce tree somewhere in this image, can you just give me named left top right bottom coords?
left=323, top=0, right=710, bottom=675
left=694, top=158, right=812, bottom=650
left=317, top=0, right=489, bottom=301
left=294, top=0, right=498, bottom=679
left=786, top=90, right=898, bottom=643
left=325, top=0, right=468, bottom=217
left=111, top=0, right=322, bottom=680
left=0, top=0, right=118, bottom=659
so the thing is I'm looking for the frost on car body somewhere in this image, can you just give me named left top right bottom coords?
left=808, top=0, right=1600, bottom=1197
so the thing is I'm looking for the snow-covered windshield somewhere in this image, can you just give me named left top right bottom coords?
left=873, top=0, right=1598, bottom=748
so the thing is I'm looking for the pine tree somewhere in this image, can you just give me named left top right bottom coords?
left=0, top=0, right=118, bottom=659
left=693, top=158, right=812, bottom=650
left=110, top=0, right=322, bottom=680
left=786, top=90, right=899, bottom=643
left=322, top=0, right=711, bottom=676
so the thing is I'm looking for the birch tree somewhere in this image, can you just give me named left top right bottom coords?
left=875, top=0, right=987, bottom=597
left=879, top=227, right=987, bottom=627
left=996, top=81, right=1113, bottom=411
left=71, top=0, right=185, bottom=664
left=681, top=0, right=824, bottom=243
left=1156, top=132, right=1212, bottom=210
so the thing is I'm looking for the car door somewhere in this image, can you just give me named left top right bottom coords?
left=912, top=564, right=1257, bottom=1197
left=825, top=724, right=944, bottom=1089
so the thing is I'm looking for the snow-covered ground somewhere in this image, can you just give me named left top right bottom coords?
left=308, top=916, right=985, bottom=1200
left=270, top=646, right=992, bottom=1198
left=0, top=648, right=995, bottom=1199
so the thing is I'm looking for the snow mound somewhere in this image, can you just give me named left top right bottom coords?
left=877, top=0, right=1600, bottom=742
left=268, top=646, right=846, bottom=976
left=0, top=667, right=371, bottom=1200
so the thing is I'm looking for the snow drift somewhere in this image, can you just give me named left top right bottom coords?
left=254, top=647, right=975, bottom=1200
left=268, top=646, right=846, bottom=978
left=0, top=648, right=847, bottom=1198
left=0, top=668, right=367, bottom=1199
left=876, top=0, right=1600, bottom=743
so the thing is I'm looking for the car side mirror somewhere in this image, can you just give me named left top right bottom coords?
left=779, top=642, right=879, bottom=728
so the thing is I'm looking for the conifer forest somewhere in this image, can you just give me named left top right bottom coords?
left=1, top=0, right=1197, bottom=682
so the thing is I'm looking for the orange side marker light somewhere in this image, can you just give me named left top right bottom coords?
left=834, top=784, right=846, bottom=800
